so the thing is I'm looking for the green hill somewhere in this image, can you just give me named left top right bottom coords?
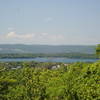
left=0, top=44, right=96, bottom=54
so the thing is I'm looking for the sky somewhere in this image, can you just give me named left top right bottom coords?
left=0, top=0, right=100, bottom=45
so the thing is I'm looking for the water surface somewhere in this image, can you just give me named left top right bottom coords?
left=0, top=57, right=98, bottom=63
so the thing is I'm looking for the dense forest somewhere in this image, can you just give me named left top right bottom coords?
left=0, top=61, right=100, bottom=100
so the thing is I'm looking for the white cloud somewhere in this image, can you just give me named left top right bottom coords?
left=0, top=32, right=66, bottom=45
left=0, top=31, right=99, bottom=45
left=6, top=32, right=16, bottom=37
left=6, top=32, right=35, bottom=39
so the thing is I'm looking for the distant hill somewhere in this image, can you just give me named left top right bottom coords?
left=0, top=44, right=96, bottom=54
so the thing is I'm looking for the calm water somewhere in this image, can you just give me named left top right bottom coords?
left=0, top=57, right=98, bottom=63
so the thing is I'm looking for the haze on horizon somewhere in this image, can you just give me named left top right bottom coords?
left=0, top=0, right=100, bottom=45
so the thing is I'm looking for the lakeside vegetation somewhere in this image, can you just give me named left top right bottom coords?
left=0, top=53, right=98, bottom=59
left=0, top=61, right=100, bottom=100
left=96, top=44, right=100, bottom=57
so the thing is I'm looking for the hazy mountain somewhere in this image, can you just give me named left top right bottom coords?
left=0, top=44, right=96, bottom=54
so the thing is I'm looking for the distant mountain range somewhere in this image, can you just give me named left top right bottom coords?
left=0, top=44, right=96, bottom=54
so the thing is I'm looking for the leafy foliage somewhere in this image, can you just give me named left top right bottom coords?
left=0, top=61, right=100, bottom=100
left=96, top=44, right=100, bottom=57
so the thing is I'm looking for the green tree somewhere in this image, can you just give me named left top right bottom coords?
left=96, top=44, right=100, bottom=57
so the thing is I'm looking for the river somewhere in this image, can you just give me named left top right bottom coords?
left=0, top=57, right=98, bottom=63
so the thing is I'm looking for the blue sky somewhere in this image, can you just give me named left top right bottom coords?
left=0, top=0, right=100, bottom=45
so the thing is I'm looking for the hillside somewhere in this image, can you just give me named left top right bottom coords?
left=0, top=44, right=96, bottom=54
